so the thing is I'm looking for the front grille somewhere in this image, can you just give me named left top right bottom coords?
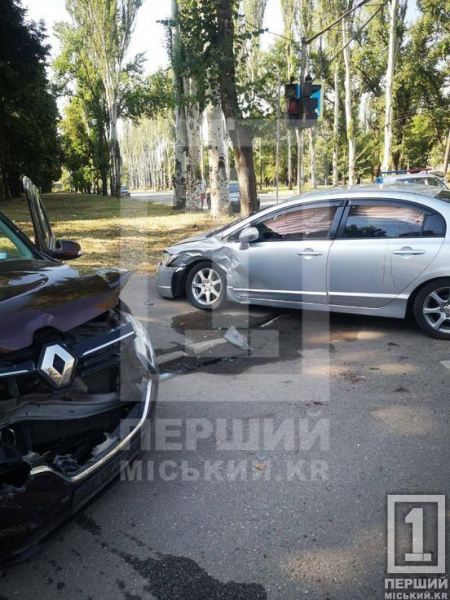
left=0, top=309, right=136, bottom=400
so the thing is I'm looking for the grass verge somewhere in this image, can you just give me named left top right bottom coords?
left=1, top=193, right=234, bottom=274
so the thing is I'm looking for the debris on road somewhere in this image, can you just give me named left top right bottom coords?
left=224, top=326, right=252, bottom=351
left=260, top=314, right=286, bottom=328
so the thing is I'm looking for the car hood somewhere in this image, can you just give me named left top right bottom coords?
left=170, top=233, right=209, bottom=246
left=0, top=259, right=131, bottom=353
left=166, top=234, right=224, bottom=255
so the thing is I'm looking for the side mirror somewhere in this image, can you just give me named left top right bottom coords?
left=53, top=239, right=82, bottom=261
left=239, top=227, right=259, bottom=245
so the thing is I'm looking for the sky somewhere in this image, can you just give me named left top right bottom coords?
left=23, top=0, right=419, bottom=76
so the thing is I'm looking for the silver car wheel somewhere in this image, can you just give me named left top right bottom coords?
left=423, top=287, right=450, bottom=332
left=191, top=268, right=223, bottom=306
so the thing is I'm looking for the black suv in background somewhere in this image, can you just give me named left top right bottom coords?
left=0, top=177, right=158, bottom=565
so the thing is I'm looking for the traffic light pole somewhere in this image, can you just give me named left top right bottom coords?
left=297, top=38, right=307, bottom=194
left=276, top=71, right=281, bottom=204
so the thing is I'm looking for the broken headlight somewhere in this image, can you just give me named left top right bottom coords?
left=123, top=312, right=157, bottom=371
left=161, top=251, right=178, bottom=266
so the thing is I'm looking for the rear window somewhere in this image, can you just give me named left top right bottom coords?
left=343, top=203, right=445, bottom=238
left=229, top=183, right=239, bottom=193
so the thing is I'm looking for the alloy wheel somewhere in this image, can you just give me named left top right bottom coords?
left=191, top=268, right=223, bottom=307
left=422, top=287, right=450, bottom=332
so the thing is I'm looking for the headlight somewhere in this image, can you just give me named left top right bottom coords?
left=162, top=251, right=177, bottom=266
left=123, top=312, right=157, bottom=371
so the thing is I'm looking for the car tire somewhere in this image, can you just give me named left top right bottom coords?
left=413, top=278, right=450, bottom=339
left=186, top=261, right=227, bottom=311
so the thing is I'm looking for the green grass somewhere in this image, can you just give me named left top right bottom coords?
left=1, top=194, right=233, bottom=274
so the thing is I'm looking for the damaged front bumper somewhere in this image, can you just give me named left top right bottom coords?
left=0, top=309, right=158, bottom=566
left=156, top=264, right=187, bottom=299
left=0, top=380, right=156, bottom=566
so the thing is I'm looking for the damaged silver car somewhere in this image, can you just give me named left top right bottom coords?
left=157, top=184, right=450, bottom=339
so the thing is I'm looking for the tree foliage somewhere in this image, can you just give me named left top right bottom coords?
left=0, top=0, right=61, bottom=199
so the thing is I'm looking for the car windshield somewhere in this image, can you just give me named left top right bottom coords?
left=205, top=215, right=249, bottom=238
left=229, top=183, right=239, bottom=193
left=0, top=216, right=34, bottom=260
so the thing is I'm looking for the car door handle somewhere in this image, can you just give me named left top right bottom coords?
left=392, top=247, right=426, bottom=256
left=298, top=249, right=323, bottom=257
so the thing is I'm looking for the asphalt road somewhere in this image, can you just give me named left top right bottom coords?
left=130, top=190, right=293, bottom=209
left=2, top=275, right=449, bottom=599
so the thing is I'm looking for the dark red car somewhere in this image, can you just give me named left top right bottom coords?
left=0, top=177, right=158, bottom=565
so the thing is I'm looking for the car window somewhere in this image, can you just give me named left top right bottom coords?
left=422, top=212, right=446, bottom=236
left=397, top=177, right=425, bottom=185
left=425, top=177, right=439, bottom=187
left=0, top=218, right=34, bottom=260
left=229, top=183, right=239, bottom=194
left=343, top=203, right=444, bottom=239
left=255, top=205, right=338, bottom=241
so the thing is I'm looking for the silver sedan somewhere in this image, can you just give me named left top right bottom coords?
left=157, top=184, right=450, bottom=339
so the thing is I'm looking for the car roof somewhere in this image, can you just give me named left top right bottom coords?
left=281, top=183, right=448, bottom=204
left=218, top=183, right=450, bottom=239
left=382, top=173, right=438, bottom=180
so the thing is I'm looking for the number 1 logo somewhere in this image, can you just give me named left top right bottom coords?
left=387, top=494, right=446, bottom=574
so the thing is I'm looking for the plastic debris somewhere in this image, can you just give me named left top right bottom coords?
left=224, top=326, right=251, bottom=351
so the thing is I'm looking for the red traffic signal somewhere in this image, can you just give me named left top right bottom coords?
left=287, top=98, right=301, bottom=114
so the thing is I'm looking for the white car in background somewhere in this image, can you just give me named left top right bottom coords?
left=376, top=171, right=449, bottom=189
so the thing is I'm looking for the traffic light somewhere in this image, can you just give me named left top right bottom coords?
left=285, top=83, right=301, bottom=129
left=284, top=78, right=323, bottom=130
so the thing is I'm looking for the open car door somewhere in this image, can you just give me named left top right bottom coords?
left=22, top=175, right=56, bottom=256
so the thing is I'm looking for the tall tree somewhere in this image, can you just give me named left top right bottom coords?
left=280, top=0, right=296, bottom=189
left=184, top=78, right=203, bottom=211
left=66, top=0, right=142, bottom=197
left=381, top=0, right=398, bottom=172
left=54, top=23, right=110, bottom=194
left=216, top=0, right=259, bottom=215
left=168, top=0, right=263, bottom=215
left=0, top=0, right=61, bottom=199
left=342, top=4, right=356, bottom=185
left=171, top=0, right=188, bottom=209
left=332, top=62, right=340, bottom=185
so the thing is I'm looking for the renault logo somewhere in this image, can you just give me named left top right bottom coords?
left=39, top=344, right=76, bottom=388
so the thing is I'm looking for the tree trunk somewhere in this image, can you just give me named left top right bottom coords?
left=101, top=172, right=108, bottom=196
left=332, top=62, right=339, bottom=187
left=184, top=78, right=202, bottom=211
left=216, top=0, right=258, bottom=216
left=309, top=129, right=316, bottom=189
left=381, top=0, right=398, bottom=172
left=207, top=100, right=229, bottom=217
left=229, top=122, right=257, bottom=216
left=171, top=0, right=187, bottom=209
left=173, top=104, right=188, bottom=210
left=106, top=87, right=121, bottom=198
left=296, top=130, right=303, bottom=193
left=342, top=18, right=355, bottom=186
left=443, top=129, right=450, bottom=178
left=287, top=130, right=293, bottom=190
left=259, top=137, right=263, bottom=190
